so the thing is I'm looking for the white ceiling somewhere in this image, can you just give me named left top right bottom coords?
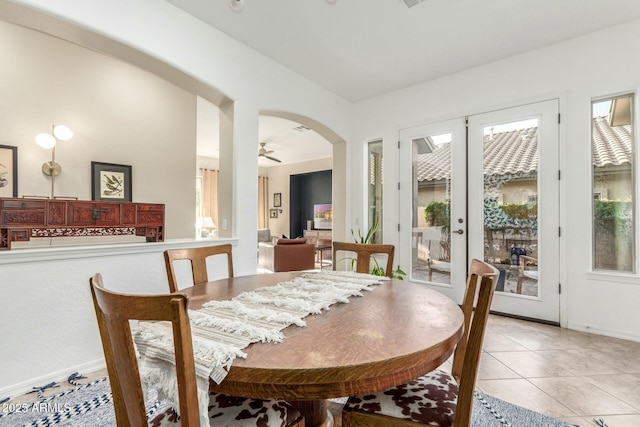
left=257, top=116, right=333, bottom=167
left=184, top=0, right=640, bottom=165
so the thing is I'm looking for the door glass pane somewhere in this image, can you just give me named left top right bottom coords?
left=592, top=95, right=635, bottom=272
left=368, top=140, right=383, bottom=243
left=412, top=133, right=452, bottom=284
left=482, top=119, right=539, bottom=296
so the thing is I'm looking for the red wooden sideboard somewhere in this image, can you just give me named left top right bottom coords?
left=0, top=197, right=164, bottom=250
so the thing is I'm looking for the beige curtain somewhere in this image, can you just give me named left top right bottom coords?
left=258, top=176, right=268, bottom=228
left=200, top=168, right=219, bottom=227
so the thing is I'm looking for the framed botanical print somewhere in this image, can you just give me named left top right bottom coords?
left=274, top=192, right=282, bottom=207
left=0, top=145, right=18, bottom=197
left=91, top=161, right=132, bottom=201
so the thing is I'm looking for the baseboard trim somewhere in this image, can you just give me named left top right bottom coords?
left=489, top=312, right=640, bottom=342
left=0, top=359, right=106, bottom=401
left=566, top=322, right=640, bottom=343
left=490, top=310, right=560, bottom=327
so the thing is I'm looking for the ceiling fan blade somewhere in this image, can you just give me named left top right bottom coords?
left=265, top=155, right=281, bottom=163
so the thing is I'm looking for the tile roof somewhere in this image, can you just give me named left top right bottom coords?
left=416, top=118, right=631, bottom=182
left=592, top=116, right=633, bottom=167
left=415, top=144, right=450, bottom=182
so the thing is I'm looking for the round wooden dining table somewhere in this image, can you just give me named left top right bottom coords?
left=181, top=272, right=464, bottom=427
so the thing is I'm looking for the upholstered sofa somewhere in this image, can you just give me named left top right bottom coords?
left=258, top=238, right=315, bottom=272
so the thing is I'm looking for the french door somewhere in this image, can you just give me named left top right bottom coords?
left=399, top=100, right=560, bottom=323
left=399, top=118, right=468, bottom=304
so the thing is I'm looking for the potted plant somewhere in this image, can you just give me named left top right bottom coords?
left=350, top=217, right=406, bottom=280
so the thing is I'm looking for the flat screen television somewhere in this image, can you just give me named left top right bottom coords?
left=313, top=204, right=333, bottom=230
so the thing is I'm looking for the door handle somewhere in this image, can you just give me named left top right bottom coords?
left=454, top=229, right=464, bottom=235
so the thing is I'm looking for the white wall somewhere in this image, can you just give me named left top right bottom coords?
left=0, top=21, right=196, bottom=240
left=266, top=157, right=333, bottom=238
left=0, top=239, right=236, bottom=398
left=0, top=0, right=352, bottom=398
left=351, top=19, right=640, bottom=341
left=4, top=0, right=353, bottom=272
left=6, top=0, right=640, bottom=402
left=197, top=156, right=220, bottom=171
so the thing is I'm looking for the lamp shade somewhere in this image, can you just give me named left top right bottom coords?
left=53, top=125, right=73, bottom=141
left=35, top=133, right=56, bottom=149
left=202, top=217, right=217, bottom=230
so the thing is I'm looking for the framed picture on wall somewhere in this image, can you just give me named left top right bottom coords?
left=0, top=145, right=18, bottom=197
left=274, top=192, right=282, bottom=207
left=91, top=161, right=132, bottom=201
left=270, top=209, right=278, bottom=219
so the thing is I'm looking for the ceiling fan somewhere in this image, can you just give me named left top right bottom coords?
left=258, top=142, right=281, bottom=163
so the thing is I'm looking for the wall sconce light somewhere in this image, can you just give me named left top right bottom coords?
left=35, top=124, right=73, bottom=198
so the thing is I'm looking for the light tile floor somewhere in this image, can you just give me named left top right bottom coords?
left=7, top=315, right=640, bottom=427
left=473, top=315, right=640, bottom=427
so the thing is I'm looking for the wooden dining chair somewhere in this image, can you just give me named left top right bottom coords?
left=332, top=241, right=395, bottom=277
left=341, top=259, right=499, bottom=427
left=164, top=244, right=234, bottom=292
left=89, top=273, right=304, bottom=427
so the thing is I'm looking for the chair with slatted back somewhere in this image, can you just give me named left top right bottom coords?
left=89, top=273, right=304, bottom=427
left=332, top=241, right=395, bottom=278
left=164, top=244, right=234, bottom=292
left=342, top=259, right=499, bottom=427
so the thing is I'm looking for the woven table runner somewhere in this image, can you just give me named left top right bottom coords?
left=132, top=270, right=386, bottom=425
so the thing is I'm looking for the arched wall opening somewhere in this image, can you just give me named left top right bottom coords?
left=0, top=1, right=347, bottom=250
left=259, top=110, right=347, bottom=242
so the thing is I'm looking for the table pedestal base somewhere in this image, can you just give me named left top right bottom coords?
left=290, top=399, right=334, bottom=427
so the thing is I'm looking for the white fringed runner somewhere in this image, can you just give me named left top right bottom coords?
left=132, top=270, right=386, bottom=425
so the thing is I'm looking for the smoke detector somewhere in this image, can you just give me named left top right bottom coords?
left=229, top=0, right=245, bottom=12
left=402, top=0, right=426, bottom=8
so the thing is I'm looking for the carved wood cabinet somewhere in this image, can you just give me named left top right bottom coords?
left=0, top=197, right=164, bottom=250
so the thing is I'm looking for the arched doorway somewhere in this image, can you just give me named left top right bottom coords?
left=259, top=111, right=347, bottom=243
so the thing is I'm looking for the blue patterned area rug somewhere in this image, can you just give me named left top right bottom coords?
left=471, top=391, right=581, bottom=427
left=1, top=374, right=585, bottom=426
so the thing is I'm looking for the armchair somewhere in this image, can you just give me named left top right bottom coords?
left=258, top=238, right=315, bottom=272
